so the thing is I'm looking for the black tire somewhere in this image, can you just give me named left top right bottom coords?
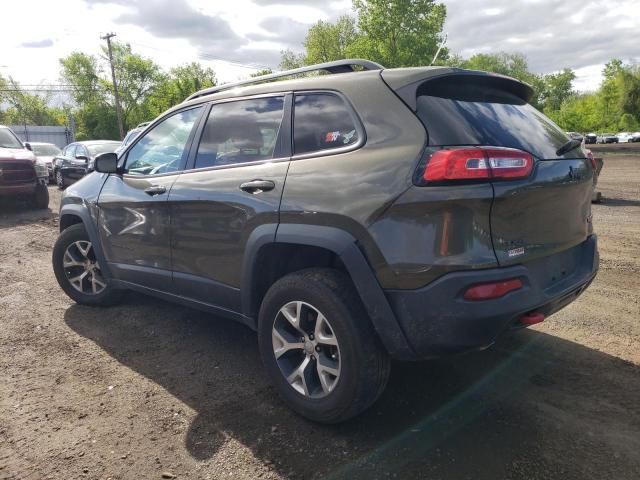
left=29, top=183, right=49, bottom=209
left=55, top=169, right=66, bottom=190
left=258, top=268, right=390, bottom=423
left=52, top=224, right=123, bottom=306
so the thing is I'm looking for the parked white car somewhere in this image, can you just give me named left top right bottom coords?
left=616, top=132, right=633, bottom=143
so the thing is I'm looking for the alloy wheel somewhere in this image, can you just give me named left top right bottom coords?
left=272, top=301, right=341, bottom=398
left=62, top=240, right=106, bottom=295
left=56, top=171, right=63, bottom=188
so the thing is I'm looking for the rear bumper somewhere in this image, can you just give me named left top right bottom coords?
left=385, top=235, right=599, bottom=358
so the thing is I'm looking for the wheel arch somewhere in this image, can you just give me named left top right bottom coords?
left=58, top=204, right=111, bottom=279
left=241, top=223, right=415, bottom=359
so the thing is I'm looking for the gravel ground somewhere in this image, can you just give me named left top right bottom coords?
left=1, top=152, right=639, bottom=480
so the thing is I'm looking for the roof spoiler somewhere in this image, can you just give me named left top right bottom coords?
left=381, top=68, right=535, bottom=110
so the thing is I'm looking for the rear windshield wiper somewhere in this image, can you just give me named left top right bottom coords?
left=556, top=138, right=582, bottom=157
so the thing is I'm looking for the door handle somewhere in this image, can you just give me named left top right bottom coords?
left=144, top=185, right=167, bottom=196
left=239, top=179, right=275, bottom=194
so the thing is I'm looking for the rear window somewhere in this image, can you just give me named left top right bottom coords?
left=87, top=143, right=120, bottom=156
left=0, top=128, right=24, bottom=149
left=32, top=144, right=61, bottom=156
left=416, top=77, right=581, bottom=159
left=293, top=93, right=360, bottom=155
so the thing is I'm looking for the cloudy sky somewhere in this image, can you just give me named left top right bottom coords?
left=1, top=0, right=638, bottom=94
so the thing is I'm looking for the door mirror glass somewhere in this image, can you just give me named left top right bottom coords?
left=95, top=152, right=118, bottom=173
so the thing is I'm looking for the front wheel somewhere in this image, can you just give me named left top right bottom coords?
left=29, top=183, right=49, bottom=209
left=52, top=224, right=122, bottom=306
left=258, top=268, right=390, bottom=423
left=55, top=170, right=66, bottom=190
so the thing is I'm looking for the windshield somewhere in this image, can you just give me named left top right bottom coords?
left=0, top=128, right=24, bottom=149
left=87, top=142, right=121, bottom=156
left=32, top=144, right=61, bottom=156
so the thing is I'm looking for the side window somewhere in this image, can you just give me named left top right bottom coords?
left=65, top=145, right=76, bottom=158
left=194, top=96, right=284, bottom=169
left=75, top=145, right=88, bottom=158
left=293, top=93, right=359, bottom=155
left=125, top=107, right=203, bottom=175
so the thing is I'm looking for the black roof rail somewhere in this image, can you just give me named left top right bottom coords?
left=185, top=59, right=385, bottom=101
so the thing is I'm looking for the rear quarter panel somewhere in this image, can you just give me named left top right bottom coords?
left=279, top=75, right=426, bottom=289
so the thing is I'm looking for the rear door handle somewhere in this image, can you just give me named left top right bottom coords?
left=144, top=185, right=167, bottom=196
left=239, top=179, right=275, bottom=194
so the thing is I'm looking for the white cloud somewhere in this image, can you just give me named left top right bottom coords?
left=1, top=0, right=638, bottom=95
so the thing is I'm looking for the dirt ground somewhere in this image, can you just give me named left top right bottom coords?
left=1, top=149, right=639, bottom=480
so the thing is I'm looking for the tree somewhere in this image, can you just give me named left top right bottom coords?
left=147, top=62, right=217, bottom=115
left=279, top=49, right=306, bottom=70
left=0, top=76, right=65, bottom=126
left=350, top=0, right=448, bottom=67
left=541, top=68, right=576, bottom=112
left=304, top=16, right=360, bottom=64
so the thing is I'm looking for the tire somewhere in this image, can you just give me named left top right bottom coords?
left=29, top=183, right=49, bottom=209
left=55, top=169, right=66, bottom=190
left=258, top=268, right=390, bottom=423
left=52, top=224, right=123, bottom=306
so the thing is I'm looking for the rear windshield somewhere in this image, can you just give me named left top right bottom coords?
left=87, top=142, right=120, bottom=156
left=416, top=77, right=582, bottom=159
left=32, top=144, right=61, bottom=156
left=0, top=128, right=24, bottom=149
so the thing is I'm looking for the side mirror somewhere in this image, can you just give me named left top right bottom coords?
left=24, top=142, right=32, bottom=151
left=95, top=152, right=119, bottom=174
left=75, top=154, right=89, bottom=162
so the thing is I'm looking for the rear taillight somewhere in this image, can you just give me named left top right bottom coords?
left=422, top=147, right=533, bottom=182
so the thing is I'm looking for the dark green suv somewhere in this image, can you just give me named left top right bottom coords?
left=52, top=60, right=598, bottom=423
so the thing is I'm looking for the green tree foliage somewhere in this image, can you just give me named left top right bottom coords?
left=304, top=16, right=360, bottom=64
left=146, top=62, right=217, bottom=115
left=0, top=75, right=65, bottom=126
left=351, top=0, right=448, bottom=67
left=58, top=42, right=217, bottom=140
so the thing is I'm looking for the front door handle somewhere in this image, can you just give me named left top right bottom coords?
left=239, top=179, right=275, bottom=194
left=144, top=185, right=167, bottom=196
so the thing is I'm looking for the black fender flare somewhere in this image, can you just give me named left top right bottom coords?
left=241, top=223, right=416, bottom=360
left=58, top=204, right=112, bottom=279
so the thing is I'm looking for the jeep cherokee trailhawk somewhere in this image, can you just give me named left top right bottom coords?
left=52, top=60, right=598, bottom=423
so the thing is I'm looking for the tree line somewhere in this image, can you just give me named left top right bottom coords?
left=1, top=0, right=638, bottom=140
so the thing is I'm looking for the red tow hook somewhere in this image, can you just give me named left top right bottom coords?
left=520, top=312, right=545, bottom=326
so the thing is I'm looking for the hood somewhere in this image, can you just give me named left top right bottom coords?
left=36, top=155, right=55, bottom=164
left=0, top=147, right=36, bottom=163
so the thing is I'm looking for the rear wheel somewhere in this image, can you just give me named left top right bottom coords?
left=52, top=224, right=122, bottom=306
left=29, top=183, right=49, bottom=209
left=258, top=268, right=390, bottom=423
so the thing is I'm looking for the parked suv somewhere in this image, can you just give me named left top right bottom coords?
left=52, top=60, right=599, bottom=423
left=0, top=125, right=49, bottom=208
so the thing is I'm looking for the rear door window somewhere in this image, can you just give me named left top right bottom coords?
left=293, top=93, right=360, bottom=155
left=194, top=96, right=285, bottom=169
left=416, top=77, right=581, bottom=159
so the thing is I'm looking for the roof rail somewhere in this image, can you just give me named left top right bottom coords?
left=185, top=59, right=385, bottom=101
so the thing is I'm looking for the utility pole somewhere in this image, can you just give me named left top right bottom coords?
left=101, top=32, right=124, bottom=139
